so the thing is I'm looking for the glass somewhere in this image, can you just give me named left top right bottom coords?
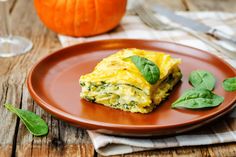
left=0, top=0, right=33, bottom=57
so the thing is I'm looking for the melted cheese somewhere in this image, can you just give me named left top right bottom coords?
left=80, top=48, right=181, bottom=94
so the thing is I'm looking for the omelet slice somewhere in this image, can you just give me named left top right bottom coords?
left=79, top=48, right=182, bottom=113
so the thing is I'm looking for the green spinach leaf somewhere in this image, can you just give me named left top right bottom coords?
left=222, top=77, right=236, bottom=91
left=4, top=104, right=48, bottom=136
left=189, top=70, right=216, bottom=90
left=172, top=88, right=224, bottom=109
left=130, top=55, right=160, bottom=84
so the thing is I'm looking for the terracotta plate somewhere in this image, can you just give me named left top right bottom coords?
left=27, top=39, right=236, bottom=136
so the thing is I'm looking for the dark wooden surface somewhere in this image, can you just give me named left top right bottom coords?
left=0, top=0, right=236, bottom=156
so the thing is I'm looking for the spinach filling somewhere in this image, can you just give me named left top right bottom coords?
left=80, top=81, right=147, bottom=111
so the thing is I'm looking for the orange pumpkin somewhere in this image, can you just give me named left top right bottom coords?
left=34, top=0, right=127, bottom=37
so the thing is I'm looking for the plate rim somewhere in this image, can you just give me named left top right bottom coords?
left=27, top=39, right=236, bottom=131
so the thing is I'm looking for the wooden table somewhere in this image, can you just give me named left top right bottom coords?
left=0, top=0, right=236, bottom=156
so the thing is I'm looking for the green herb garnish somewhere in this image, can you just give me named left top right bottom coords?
left=222, top=77, right=236, bottom=91
left=4, top=104, right=48, bottom=136
left=189, top=70, right=216, bottom=90
left=172, top=88, right=224, bottom=109
left=130, top=55, right=160, bottom=84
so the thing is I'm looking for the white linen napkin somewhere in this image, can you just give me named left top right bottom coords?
left=58, top=12, right=236, bottom=156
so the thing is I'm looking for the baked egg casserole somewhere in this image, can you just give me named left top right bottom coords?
left=79, top=48, right=182, bottom=113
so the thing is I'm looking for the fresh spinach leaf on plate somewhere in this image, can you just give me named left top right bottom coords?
left=222, top=77, right=236, bottom=91
left=189, top=70, right=216, bottom=90
left=4, top=104, right=48, bottom=136
left=130, top=55, right=160, bottom=84
left=172, top=88, right=224, bottom=109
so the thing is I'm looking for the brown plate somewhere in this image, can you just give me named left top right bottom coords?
left=27, top=39, right=236, bottom=136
